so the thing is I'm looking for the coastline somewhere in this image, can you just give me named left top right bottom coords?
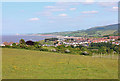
left=1, top=35, right=57, bottom=43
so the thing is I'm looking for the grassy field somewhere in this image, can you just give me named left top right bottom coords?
left=2, top=48, right=118, bottom=79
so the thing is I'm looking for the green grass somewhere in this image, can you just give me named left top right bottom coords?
left=42, top=46, right=55, bottom=51
left=2, top=48, right=118, bottom=79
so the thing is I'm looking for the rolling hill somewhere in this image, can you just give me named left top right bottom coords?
left=47, top=24, right=118, bottom=37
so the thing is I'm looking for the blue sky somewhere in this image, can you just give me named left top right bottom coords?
left=2, top=2, right=118, bottom=35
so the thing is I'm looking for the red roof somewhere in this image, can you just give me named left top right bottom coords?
left=3, top=42, right=14, bottom=45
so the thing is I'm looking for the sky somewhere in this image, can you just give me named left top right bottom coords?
left=2, top=2, right=118, bottom=35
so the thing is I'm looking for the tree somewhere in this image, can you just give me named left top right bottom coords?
left=56, top=45, right=65, bottom=53
left=20, top=44, right=26, bottom=48
left=5, top=45, right=11, bottom=48
left=45, top=38, right=58, bottom=42
left=19, top=39, right=26, bottom=44
left=101, top=46, right=107, bottom=54
left=70, top=45, right=74, bottom=48
left=106, top=48, right=113, bottom=54
left=12, top=43, right=16, bottom=46
left=34, top=42, right=41, bottom=48
left=77, top=45, right=83, bottom=49
left=54, top=41, right=58, bottom=45
left=26, top=45, right=36, bottom=50
left=81, top=47, right=87, bottom=51
left=34, top=42, right=40, bottom=45
left=109, top=49, right=114, bottom=54
left=118, top=45, right=120, bottom=54
left=98, top=47, right=107, bottom=54
left=12, top=43, right=17, bottom=48
left=118, top=38, right=120, bottom=40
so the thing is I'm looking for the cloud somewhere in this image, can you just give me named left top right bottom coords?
left=58, top=14, right=67, bottom=16
left=86, top=0, right=94, bottom=2
left=45, top=6, right=55, bottom=9
left=82, top=11, right=98, bottom=14
left=42, top=11, right=52, bottom=16
left=98, top=2, right=117, bottom=7
left=49, top=21, right=55, bottom=23
left=50, top=9, right=65, bottom=11
left=82, top=0, right=94, bottom=4
left=37, top=11, right=52, bottom=16
left=69, top=8, right=76, bottom=11
left=29, top=17, right=40, bottom=21
left=44, top=3, right=80, bottom=12
left=45, top=5, right=66, bottom=12
left=56, top=2, right=80, bottom=6
left=111, top=6, right=118, bottom=11
left=112, top=6, right=118, bottom=9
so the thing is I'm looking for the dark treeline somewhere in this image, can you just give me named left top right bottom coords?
left=45, top=38, right=58, bottom=42
left=3, top=39, right=48, bottom=51
left=88, top=42, right=120, bottom=54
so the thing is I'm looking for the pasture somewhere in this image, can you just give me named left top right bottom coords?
left=2, top=48, right=118, bottom=79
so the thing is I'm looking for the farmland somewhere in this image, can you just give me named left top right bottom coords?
left=2, top=48, right=118, bottom=79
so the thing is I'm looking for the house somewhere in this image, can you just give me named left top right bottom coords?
left=9, top=42, right=14, bottom=46
left=16, top=42, right=19, bottom=45
left=109, top=36, right=120, bottom=40
left=3, top=42, right=9, bottom=46
left=0, top=44, right=5, bottom=46
left=3, top=42, right=14, bottom=46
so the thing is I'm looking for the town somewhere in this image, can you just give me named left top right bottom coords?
left=1, top=36, right=120, bottom=47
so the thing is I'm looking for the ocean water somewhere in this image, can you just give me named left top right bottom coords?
left=1, top=35, right=56, bottom=43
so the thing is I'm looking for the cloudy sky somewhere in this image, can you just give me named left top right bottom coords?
left=2, top=2, right=118, bottom=35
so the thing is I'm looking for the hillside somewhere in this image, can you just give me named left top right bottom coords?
left=43, top=24, right=118, bottom=37
left=3, top=48, right=118, bottom=79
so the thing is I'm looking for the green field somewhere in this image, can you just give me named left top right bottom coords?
left=2, top=48, right=118, bottom=79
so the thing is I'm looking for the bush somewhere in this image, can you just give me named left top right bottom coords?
left=20, top=44, right=26, bottom=49
left=65, top=49, right=70, bottom=53
left=80, top=51, right=89, bottom=55
left=51, top=49, right=57, bottom=52
left=25, top=46, right=36, bottom=50
left=34, top=45, right=41, bottom=48
left=40, top=48, right=48, bottom=51
left=5, top=45, right=11, bottom=48
left=55, top=45, right=66, bottom=53
left=12, top=43, right=17, bottom=48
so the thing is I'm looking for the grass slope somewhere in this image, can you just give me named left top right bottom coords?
left=44, top=24, right=118, bottom=36
left=2, top=48, right=118, bottom=79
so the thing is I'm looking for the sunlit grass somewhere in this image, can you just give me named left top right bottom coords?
left=2, top=48, right=118, bottom=79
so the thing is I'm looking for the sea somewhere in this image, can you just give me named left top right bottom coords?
left=1, top=35, right=56, bottom=44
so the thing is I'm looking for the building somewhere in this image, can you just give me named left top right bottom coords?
left=3, top=42, right=14, bottom=46
left=109, top=36, right=120, bottom=40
